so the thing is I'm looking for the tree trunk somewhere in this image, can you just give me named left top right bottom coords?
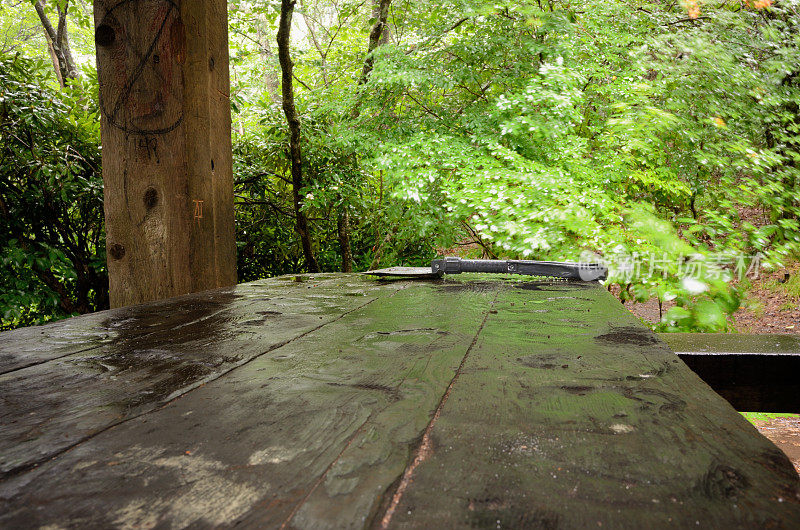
left=44, top=38, right=64, bottom=87
left=334, top=0, right=394, bottom=270
left=351, top=0, right=391, bottom=120
left=778, top=69, right=799, bottom=221
left=358, top=0, right=392, bottom=85
left=34, top=0, right=79, bottom=86
left=337, top=207, right=353, bottom=272
left=278, top=0, right=320, bottom=272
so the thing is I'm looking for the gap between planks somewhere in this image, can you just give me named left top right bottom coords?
left=279, top=414, right=374, bottom=529
left=376, top=290, right=499, bottom=529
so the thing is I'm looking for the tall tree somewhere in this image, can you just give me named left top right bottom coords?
left=277, top=0, right=320, bottom=272
left=336, top=0, right=392, bottom=272
left=358, top=0, right=391, bottom=85
left=32, top=0, right=79, bottom=86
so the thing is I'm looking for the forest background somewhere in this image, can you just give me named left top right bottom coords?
left=1, top=0, right=798, bottom=332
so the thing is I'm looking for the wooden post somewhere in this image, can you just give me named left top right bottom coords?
left=93, top=0, right=236, bottom=308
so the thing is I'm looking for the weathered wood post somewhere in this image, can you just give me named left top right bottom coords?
left=93, top=0, right=236, bottom=307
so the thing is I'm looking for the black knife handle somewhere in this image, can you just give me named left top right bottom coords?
left=431, top=257, right=606, bottom=281
left=433, top=257, right=508, bottom=274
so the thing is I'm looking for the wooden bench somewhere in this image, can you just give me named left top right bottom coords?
left=661, top=333, right=800, bottom=413
left=1, top=274, right=798, bottom=528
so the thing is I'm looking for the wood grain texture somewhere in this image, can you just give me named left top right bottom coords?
left=94, top=0, right=235, bottom=308
left=385, top=282, right=800, bottom=528
left=0, top=275, right=797, bottom=528
left=0, top=278, right=495, bottom=527
left=0, top=275, right=383, bottom=477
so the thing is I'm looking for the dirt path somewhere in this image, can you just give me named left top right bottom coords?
left=745, top=414, right=800, bottom=473
left=617, top=264, right=800, bottom=333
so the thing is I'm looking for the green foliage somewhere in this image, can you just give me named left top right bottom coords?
left=741, top=412, right=800, bottom=423
left=1, top=1, right=46, bottom=56
left=0, top=54, right=106, bottom=329
left=1, top=0, right=96, bottom=73
left=3, top=0, right=800, bottom=334
left=347, top=0, right=800, bottom=332
left=233, top=104, right=452, bottom=279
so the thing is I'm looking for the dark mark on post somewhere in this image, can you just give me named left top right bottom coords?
left=95, top=24, right=115, bottom=47
left=143, top=187, right=158, bottom=210
left=108, top=243, right=125, bottom=260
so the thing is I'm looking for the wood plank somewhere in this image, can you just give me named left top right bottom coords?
left=0, top=275, right=366, bottom=374
left=0, top=312, right=117, bottom=374
left=0, top=280, right=495, bottom=528
left=383, top=281, right=800, bottom=528
left=0, top=276, right=797, bottom=528
left=0, top=275, right=385, bottom=477
left=93, top=0, right=235, bottom=308
left=660, top=332, right=800, bottom=355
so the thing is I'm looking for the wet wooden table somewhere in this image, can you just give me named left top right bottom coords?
left=1, top=274, right=799, bottom=528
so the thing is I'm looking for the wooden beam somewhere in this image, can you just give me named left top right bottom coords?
left=662, top=333, right=800, bottom=412
left=93, top=0, right=236, bottom=308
